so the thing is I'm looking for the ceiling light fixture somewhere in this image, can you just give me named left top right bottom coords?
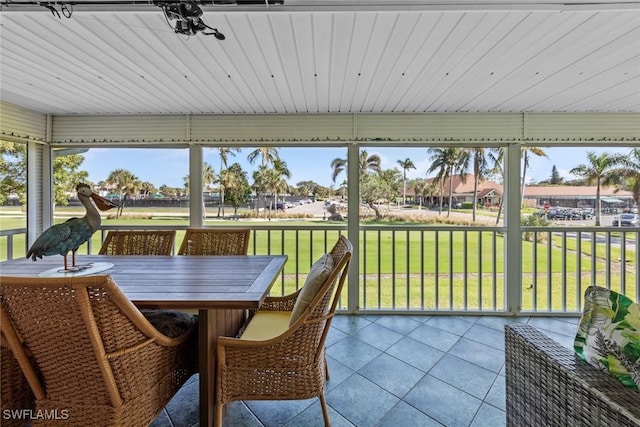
left=158, top=1, right=225, bottom=39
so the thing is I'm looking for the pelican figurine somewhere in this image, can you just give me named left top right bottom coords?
left=26, top=183, right=118, bottom=271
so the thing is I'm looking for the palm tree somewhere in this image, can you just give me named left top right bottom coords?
left=470, top=148, right=491, bottom=222
left=96, top=180, right=110, bottom=195
left=617, top=147, right=640, bottom=207
left=521, top=147, right=548, bottom=208
left=338, top=180, right=348, bottom=200
left=247, top=147, right=280, bottom=168
left=158, top=184, right=178, bottom=198
left=426, top=149, right=447, bottom=214
left=397, top=158, right=416, bottom=205
left=570, top=151, right=624, bottom=226
left=486, top=148, right=505, bottom=225
left=412, top=180, right=430, bottom=209
left=201, top=162, right=216, bottom=219
left=270, top=159, right=291, bottom=216
left=106, top=169, right=140, bottom=218
left=139, top=181, right=156, bottom=198
left=182, top=162, right=215, bottom=218
left=424, top=181, right=438, bottom=207
left=427, top=147, right=469, bottom=217
left=248, top=147, right=280, bottom=215
left=217, top=147, right=240, bottom=217
left=202, top=162, right=215, bottom=192
left=182, top=174, right=190, bottom=195
left=330, top=157, right=347, bottom=183
left=252, top=166, right=270, bottom=217
left=330, top=150, right=381, bottom=182
left=413, top=181, right=424, bottom=209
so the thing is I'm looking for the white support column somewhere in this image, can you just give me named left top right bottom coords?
left=26, top=142, right=40, bottom=247
left=189, top=144, right=203, bottom=227
left=26, top=117, right=53, bottom=248
left=505, top=142, right=522, bottom=315
left=347, top=142, right=360, bottom=313
left=43, top=144, right=53, bottom=230
left=43, top=115, right=54, bottom=231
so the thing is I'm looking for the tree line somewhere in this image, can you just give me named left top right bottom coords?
left=2, top=142, right=639, bottom=225
left=329, top=147, right=640, bottom=225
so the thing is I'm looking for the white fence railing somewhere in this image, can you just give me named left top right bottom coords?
left=3, top=224, right=637, bottom=315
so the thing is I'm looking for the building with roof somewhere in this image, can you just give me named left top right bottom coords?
left=408, top=175, right=503, bottom=207
left=409, top=175, right=634, bottom=211
left=522, top=185, right=634, bottom=211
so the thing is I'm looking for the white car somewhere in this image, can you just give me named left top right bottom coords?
left=612, top=213, right=639, bottom=227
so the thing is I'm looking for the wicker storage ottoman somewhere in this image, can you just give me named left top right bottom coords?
left=505, top=323, right=640, bottom=427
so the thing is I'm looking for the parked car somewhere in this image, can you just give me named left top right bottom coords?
left=547, top=209, right=568, bottom=220
left=442, top=201, right=462, bottom=209
left=568, top=209, right=583, bottom=220
left=546, top=208, right=584, bottom=220
left=579, top=209, right=594, bottom=219
left=266, top=202, right=288, bottom=210
left=612, top=213, right=639, bottom=227
left=533, top=209, right=547, bottom=217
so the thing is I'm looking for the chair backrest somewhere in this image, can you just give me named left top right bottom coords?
left=98, top=230, right=176, bottom=255
left=0, top=275, right=183, bottom=409
left=177, top=228, right=250, bottom=256
left=290, top=235, right=352, bottom=360
left=303, top=235, right=352, bottom=318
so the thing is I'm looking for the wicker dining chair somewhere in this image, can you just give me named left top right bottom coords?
left=214, top=235, right=353, bottom=426
left=0, top=275, right=197, bottom=427
left=98, top=230, right=176, bottom=255
left=177, top=228, right=250, bottom=256
left=1, top=332, right=35, bottom=427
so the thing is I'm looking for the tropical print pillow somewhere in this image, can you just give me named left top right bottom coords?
left=574, top=286, right=640, bottom=390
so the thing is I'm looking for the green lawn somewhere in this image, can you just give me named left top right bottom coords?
left=2, top=213, right=635, bottom=312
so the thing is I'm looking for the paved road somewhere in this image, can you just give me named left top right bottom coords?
left=559, top=230, right=638, bottom=253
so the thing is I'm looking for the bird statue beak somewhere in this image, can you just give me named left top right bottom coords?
left=91, top=193, right=118, bottom=211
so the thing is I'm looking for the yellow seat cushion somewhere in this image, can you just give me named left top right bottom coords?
left=240, top=311, right=292, bottom=341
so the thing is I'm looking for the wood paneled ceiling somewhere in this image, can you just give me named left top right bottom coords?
left=1, top=1, right=639, bottom=115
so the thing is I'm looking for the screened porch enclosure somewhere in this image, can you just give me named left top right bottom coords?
left=2, top=104, right=639, bottom=316
left=3, top=4, right=640, bottom=426
left=2, top=1, right=640, bottom=317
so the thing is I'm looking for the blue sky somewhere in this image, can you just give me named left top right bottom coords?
left=79, top=146, right=627, bottom=190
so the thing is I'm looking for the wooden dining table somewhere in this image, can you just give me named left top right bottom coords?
left=0, top=254, right=288, bottom=427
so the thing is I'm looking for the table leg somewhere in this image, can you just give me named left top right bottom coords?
left=199, top=308, right=247, bottom=427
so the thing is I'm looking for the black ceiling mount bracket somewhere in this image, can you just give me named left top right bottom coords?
left=158, top=1, right=226, bottom=39
left=0, top=0, right=285, bottom=39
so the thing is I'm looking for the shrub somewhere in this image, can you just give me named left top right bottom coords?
left=105, top=213, right=153, bottom=220
left=362, top=214, right=476, bottom=226
left=521, top=214, right=550, bottom=242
